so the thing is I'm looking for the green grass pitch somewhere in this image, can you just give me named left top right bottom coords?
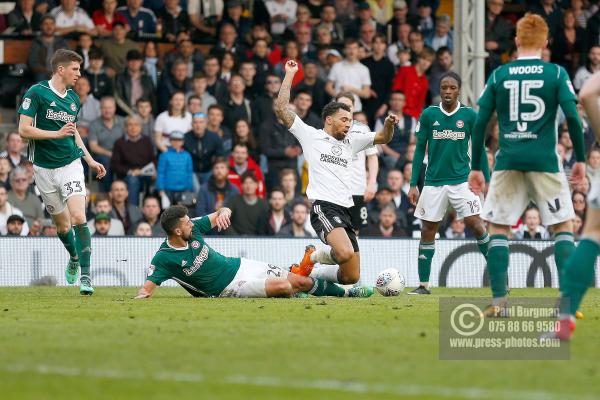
left=1, top=287, right=600, bottom=400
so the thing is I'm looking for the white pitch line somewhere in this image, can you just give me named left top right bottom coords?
left=1, top=364, right=595, bottom=400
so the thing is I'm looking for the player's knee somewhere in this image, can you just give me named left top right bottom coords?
left=271, top=280, right=293, bottom=297
left=333, top=246, right=354, bottom=264
left=69, top=212, right=87, bottom=226
left=338, top=269, right=359, bottom=284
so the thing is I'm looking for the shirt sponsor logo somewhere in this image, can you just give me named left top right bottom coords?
left=320, top=153, right=348, bottom=167
left=22, top=98, right=31, bottom=110
left=505, top=132, right=538, bottom=140
left=46, top=109, right=76, bottom=123
left=508, top=65, right=543, bottom=74
left=432, top=129, right=466, bottom=140
left=183, top=245, right=209, bottom=276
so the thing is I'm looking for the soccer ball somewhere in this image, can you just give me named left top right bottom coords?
left=375, top=268, right=405, bottom=296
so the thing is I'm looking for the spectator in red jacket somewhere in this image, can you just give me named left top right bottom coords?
left=227, top=143, right=266, bottom=198
left=391, top=46, right=435, bottom=119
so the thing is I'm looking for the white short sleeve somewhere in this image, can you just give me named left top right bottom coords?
left=289, top=114, right=318, bottom=143
left=350, top=130, right=376, bottom=155
left=154, top=112, right=168, bottom=133
left=79, top=10, right=95, bottom=29
left=327, top=62, right=341, bottom=84
left=359, top=64, right=372, bottom=87
left=365, top=145, right=378, bottom=156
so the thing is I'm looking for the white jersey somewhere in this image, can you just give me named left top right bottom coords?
left=289, top=115, right=376, bottom=207
left=348, top=121, right=378, bottom=196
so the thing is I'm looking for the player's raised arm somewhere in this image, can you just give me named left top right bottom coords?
left=18, top=114, right=76, bottom=140
left=579, top=71, right=600, bottom=140
left=373, top=113, right=399, bottom=144
left=135, top=280, right=157, bottom=299
left=274, top=60, right=299, bottom=129
left=207, top=207, right=232, bottom=232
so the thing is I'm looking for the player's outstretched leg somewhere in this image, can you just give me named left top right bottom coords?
left=482, top=225, right=511, bottom=317
left=286, top=273, right=373, bottom=298
left=308, top=228, right=360, bottom=284
left=409, top=220, right=438, bottom=295
left=548, top=209, right=600, bottom=340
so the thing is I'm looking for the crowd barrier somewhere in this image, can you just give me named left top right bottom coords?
left=1, top=237, right=598, bottom=289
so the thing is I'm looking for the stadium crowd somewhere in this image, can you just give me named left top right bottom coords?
left=0, top=0, right=599, bottom=239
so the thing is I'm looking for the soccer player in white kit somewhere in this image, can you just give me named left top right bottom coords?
left=275, top=60, right=398, bottom=286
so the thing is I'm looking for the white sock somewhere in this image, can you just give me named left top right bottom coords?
left=310, top=265, right=340, bottom=283
left=310, top=248, right=336, bottom=265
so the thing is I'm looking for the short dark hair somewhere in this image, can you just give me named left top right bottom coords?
left=135, top=97, right=152, bottom=107
left=213, top=156, right=228, bottom=168
left=187, top=94, right=201, bottom=104
left=208, top=104, right=224, bottom=113
left=436, top=46, right=452, bottom=57
left=344, top=38, right=359, bottom=47
left=192, top=72, right=206, bottom=80
left=439, top=71, right=462, bottom=88
left=270, top=187, right=284, bottom=198
left=334, top=91, right=354, bottom=105
left=143, top=195, right=160, bottom=207
left=160, top=205, right=188, bottom=235
left=321, top=101, right=352, bottom=120
left=88, top=47, right=104, bottom=60
left=51, top=49, right=83, bottom=73
left=241, top=170, right=258, bottom=183
left=292, top=201, right=309, bottom=212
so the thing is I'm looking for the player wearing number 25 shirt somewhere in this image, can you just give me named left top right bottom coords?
left=469, top=14, right=586, bottom=315
left=18, top=49, right=106, bottom=296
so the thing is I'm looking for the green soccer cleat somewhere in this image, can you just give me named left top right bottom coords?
left=293, top=292, right=309, bottom=298
left=346, top=286, right=374, bottom=298
left=65, top=259, right=80, bottom=284
left=79, top=276, right=94, bottom=296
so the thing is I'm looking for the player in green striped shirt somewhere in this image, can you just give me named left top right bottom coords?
left=407, top=72, right=490, bottom=294
left=135, top=205, right=374, bottom=299
left=469, top=15, right=586, bottom=316
left=18, top=49, right=106, bottom=295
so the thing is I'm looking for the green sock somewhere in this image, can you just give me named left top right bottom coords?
left=554, top=231, right=575, bottom=288
left=476, top=232, right=490, bottom=258
left=73, top=223, right=92, bottom=277
left=58, top=230, right=78, bottom=260
left=308, top=278, right=346, bottom=297
left=487, top=235, right=509, bottom=298
left=560, top=238, right=599, bottom=316
left=418, top=241, right=435, bottom=284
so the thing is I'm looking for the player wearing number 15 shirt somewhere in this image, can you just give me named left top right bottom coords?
left=18, top=49, right=106, bottom=296
left=469, top=14, right=587, bottom=314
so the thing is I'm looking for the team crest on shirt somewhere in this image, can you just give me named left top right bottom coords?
left=148, top=265, right=155, bottom=276
left=332, top=145, right=342, bottom=156
left=191, top=240, right=200, bottom=249
left=22, top=98, right=31, bottom=110
left=456, top=120, right=464, bottom=128
left=70, top=103, right=77, bottom=112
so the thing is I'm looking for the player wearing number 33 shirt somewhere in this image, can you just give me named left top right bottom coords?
left=469, top=14, right=586, bottom=315
left=17, top=49, right=106, bottom=296
left=274, top=59, right=397, bottom=287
